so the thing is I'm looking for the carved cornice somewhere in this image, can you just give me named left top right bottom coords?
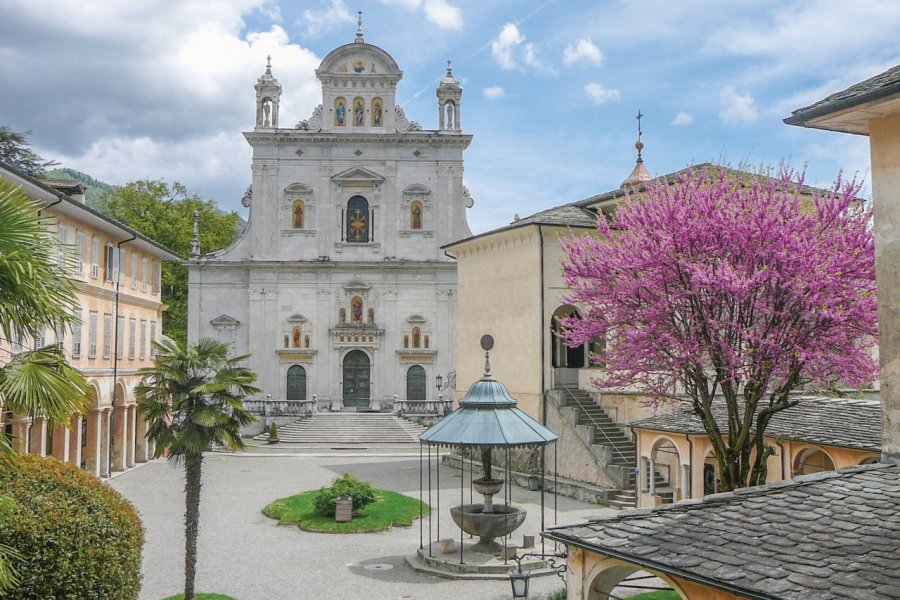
left=244, top=131, right=472, bottom=148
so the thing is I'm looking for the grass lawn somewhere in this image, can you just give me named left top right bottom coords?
left=629, top=591, right=681, bottom=599
left=262, top=489, right=430, bottom=533
left=161, top=594, right=238, bottom=600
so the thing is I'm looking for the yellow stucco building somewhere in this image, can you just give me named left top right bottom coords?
left=0, top=162, right=178, bottom=478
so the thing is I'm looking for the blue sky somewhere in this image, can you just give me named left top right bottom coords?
left=1, top=0, right=898, bottom=234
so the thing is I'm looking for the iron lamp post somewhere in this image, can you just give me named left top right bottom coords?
left=510, top=568, right=530, bottom=598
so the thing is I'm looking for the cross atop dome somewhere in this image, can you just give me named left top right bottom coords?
left=355, top=10, right=364, bottom=43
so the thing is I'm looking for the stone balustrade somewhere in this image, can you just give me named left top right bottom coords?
left=243, top=398, right=317, bottom=417
left=394, top=399, right=453, bottom=417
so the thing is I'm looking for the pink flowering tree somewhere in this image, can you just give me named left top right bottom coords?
left=561, top=166, right=878, bottom=491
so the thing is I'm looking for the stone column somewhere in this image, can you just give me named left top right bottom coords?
left=85, top=410, right=103, bottom=477
left=648, top=458, right=656, bottom=495
left=69, top=414, right=83, bottom=468
left=127, top=405, right=137, bottom=468
left=28, top=417, right=47, bottom=456
left=99, top=409, right=111, bottom=478
left=11, top=416, right=30, bottom=454
left=135, top=410, right=148, bottom=463
left=52, top=422, right=70, bottom=463
left=870, top=113, right=900, bottom=463
left=113, top=405, right=128, bottom=471
left=681, top=464, right=691, bottom=500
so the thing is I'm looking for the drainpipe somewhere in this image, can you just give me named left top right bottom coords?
left=110, top=234, right=136, bottom=474
left=685, top=433, right=694, bottom=500
left=775, top=438, right=787, bottom=480
left=538, top=225, right=546, bottom=425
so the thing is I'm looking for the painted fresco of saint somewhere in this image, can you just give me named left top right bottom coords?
left=335, top=98, right=346, bottom=126
left=353, top=98, right=365, bottom=126
left=372, top=100, right=383, bottom=127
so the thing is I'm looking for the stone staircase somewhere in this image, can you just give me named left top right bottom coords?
left=256, top=412, right=428, bottom=445
left=557, top=385, right=675, bottom=510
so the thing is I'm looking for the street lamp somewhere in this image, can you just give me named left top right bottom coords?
left=510, top=568, right=530, bottom=598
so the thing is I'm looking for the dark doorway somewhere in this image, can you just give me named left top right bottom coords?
left=342, top=350, right=371, bottom=407
left=286, top=365, right=307, bottom=400
left=406, top=365, right=426, bottom=401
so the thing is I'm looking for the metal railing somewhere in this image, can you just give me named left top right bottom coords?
left=555, top=384, right=631, bottom=465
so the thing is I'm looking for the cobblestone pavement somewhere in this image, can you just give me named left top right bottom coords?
left=110, top=451, right=615, bottom=600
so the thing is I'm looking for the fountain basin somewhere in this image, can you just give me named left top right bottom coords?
left=450, top=503, right=527, bottom=554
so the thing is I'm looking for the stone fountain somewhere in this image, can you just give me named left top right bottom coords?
left=414, top=335, right=558, bottom=575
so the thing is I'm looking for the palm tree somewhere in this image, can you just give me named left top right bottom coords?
left=136, top=337, right=257, bottom=600
left=0, top=179, right=93, bottom=592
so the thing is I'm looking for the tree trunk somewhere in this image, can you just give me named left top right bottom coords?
left=184, top=453, right=203, bottom=600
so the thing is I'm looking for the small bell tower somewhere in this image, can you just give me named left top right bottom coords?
left=437, top=60, right=462, bottom=131
left=255, top=55, right=282, bottom=129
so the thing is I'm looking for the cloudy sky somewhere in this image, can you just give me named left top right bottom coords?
left=1, top=0, right=898, bottom=233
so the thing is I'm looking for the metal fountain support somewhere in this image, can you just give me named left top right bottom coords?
left=417, top=335, right=560, bottom=578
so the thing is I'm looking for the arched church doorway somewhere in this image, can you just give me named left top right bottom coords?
left=406, top=365, right=426, bottom=400
left=342, top=350, right=371, bottom=408
left=286, top=365, right=307, bottom=401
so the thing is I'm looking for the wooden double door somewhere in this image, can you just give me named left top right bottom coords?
left=342, top=350, right=371, bottom=408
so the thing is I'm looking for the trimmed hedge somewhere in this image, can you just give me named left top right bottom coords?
left=0, top=454, right=144, bottom=600
left=312, top=473, right=377, bottom=516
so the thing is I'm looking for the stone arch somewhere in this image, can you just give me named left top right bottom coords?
left=292, top=200, right=304, bottom=229
left=793, top=446, right=836, bottom=476
left=286, top=365, right=307, bottom=401
left=648, top=434, right=684, bottom=497
left=583, top=560, right=687, bottom=600
left=551, top=304, right=586, bottom=368
left=859, top=455, right=880, bottom=465
left=406, top=365, right=426, bottom=401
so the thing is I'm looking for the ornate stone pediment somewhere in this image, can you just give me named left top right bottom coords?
left=407, top=314, right=427, bottom=324
left=285, top=182, right=313, bottom=194
left=210, top=314, right=239, bottom=329
left=331, top=166, right=384, bottom=186
left=403, top=184, right=431, bottom=195
left=286, top=314, right=308, bottom=323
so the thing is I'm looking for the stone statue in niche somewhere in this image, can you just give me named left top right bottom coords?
left=304, top=335, right=310, bottom=348
left=367, top=308, right=375, bottom=325
left=353, top=98, right=365, bottom=126
left=339, top=308, right=346, bottom=325
left=411, top=203, right=422, bottom=229
left=372, top=99, right=383, bottom=127
left=263, top=99, right=272, bottom=127
left=335, top=98, right=346, bottom=126
left=351, top=296, right=363, bottom=323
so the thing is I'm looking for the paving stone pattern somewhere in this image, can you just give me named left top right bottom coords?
left=546, top=464, right=900, bottom=599
left=631, top=395, right=882, bottom=452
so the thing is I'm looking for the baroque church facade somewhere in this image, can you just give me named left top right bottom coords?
left=186, top=26, right=473, bottom=409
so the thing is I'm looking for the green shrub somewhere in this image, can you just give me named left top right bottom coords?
left=267, top=422, right=279, bottom=443
left=0, top=454, right=144, bottom=600
left=312, top=473, right=377, bottom=516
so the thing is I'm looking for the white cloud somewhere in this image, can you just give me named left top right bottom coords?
left=563, top=38, right=603, bottom=66
left=423, top=0, right=463, bottom=29
left=584, top=82, right=620, bottom=104
left=379, top=0, right=462, bottom=30
left=491, top=23, right=524, bottom=70
left=718, top=85, right=758, bottom=125
left=300, top=0, right=354, bottom=38
left=483, top=86, right=505, bottom=99
left=671, top=111, right=694, bottom=126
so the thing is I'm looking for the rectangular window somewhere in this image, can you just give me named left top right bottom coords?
left=74, top=230, right=85, bottom=273
left=103, top=245, right=121, bottom=283
left=102, top=314, right=112, bottom=359
left=54, top=320, right=65, bottom=350
left=72, top=308, right=82, bottom=358
left=35, top=328, right=45, bottom=348
left=150, top=321, right=157, bottom=358
left=116, top=316, right=125, bottom=359
left=139, top=320, right=147, bottom=360
left=57, top=223, right=68, bottom=269
left=88, top=311, right=98, bottom=359
left=90, top=237, right=100, bottom=278
left=151, top=261, right=160, bottom=295
left=131, top=252, right=137, bottom=288
left=141, top=257, right=148, bottom=291
left=128, top=318, right=136, bottom=359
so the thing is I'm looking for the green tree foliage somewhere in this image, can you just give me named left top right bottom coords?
left=94, top=180, right=239, bottom=344
left=137, top=337, right=257, bottom=600
left=0, top=126, right=56, bottom=177
left=0, top=454, right=144, bottom=600
left=312, top=473, right=378, bottom=516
